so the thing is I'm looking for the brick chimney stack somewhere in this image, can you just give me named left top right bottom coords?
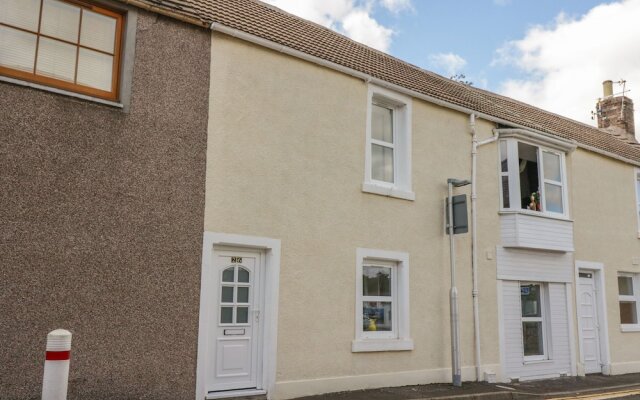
left=596, top=80, right=636, bottom=143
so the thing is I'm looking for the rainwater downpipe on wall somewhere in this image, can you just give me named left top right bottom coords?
left=469, top=114, right=498, bottom=381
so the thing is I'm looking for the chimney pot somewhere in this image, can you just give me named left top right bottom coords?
left=603, top=80, right=613, bottom=97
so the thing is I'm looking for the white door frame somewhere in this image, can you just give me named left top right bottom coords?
left=196, top=232, right=281, bottom=400
left=575, top=261, right=611, bottom=375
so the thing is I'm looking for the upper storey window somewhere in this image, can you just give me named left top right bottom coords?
left=0, top=0, right=123, bottom=101
left=499, top=138, right=568, bottom=217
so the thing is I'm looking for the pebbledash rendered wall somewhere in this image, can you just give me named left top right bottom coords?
left=0, top=7, right=210, bottom=400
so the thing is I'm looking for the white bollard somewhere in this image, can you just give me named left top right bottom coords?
left=42, top=329, right=72, bottom=400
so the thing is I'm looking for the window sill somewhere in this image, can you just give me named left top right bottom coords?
left=523, top=358, right=553, bottom=365
left=621, top=325, right=640, bottom=332
left=499, top=209, right=572, bottom=222
left=351, top=338, right=414, bottom=352
left=362, top=182, right=415, bottom=201
left=0, top=76, right=123, bottom=109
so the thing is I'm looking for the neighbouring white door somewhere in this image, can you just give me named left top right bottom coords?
left=578, top=272, right=602, bottom=374
left=207, top=249, right=263, bottom=393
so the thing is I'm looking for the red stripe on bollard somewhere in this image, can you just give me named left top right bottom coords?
left=45, top=351, right=70, bottom=361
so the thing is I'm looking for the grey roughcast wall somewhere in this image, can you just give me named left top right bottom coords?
left=0, top=10, right=210, bottom=400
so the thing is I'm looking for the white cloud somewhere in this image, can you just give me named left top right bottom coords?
left=428, top=52, right=467, bottom=77
left=494, top=0, right=640, bottom=131
left=262, top=0, right=412, bottom=52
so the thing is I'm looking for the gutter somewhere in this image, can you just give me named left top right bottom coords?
left=208, top=22, right=640, bottom=168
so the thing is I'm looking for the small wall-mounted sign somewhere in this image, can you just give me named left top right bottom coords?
left=231, top=257, right=242, bottom=263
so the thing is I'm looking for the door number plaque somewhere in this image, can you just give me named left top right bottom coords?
left=231, top=256, right=242, bottom=263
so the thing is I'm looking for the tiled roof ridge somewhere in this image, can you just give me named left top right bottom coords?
left=120, top=0, right=640, bottom=164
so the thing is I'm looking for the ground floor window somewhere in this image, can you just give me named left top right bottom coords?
left=618, top=274, right=639, bottom=326
left=520, top=282, right=548, bottom=360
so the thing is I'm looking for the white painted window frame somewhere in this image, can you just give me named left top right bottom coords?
left=499, top=137, right=569, bottom=219
left=618, top=272, right=640, bottom=331
left=363, top=85, right=414, bottom=201
left=519, top=282, right=551, bottom=362
left=352, top=248, right=413, bottom=352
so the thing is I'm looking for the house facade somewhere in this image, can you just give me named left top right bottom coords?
left=2, top=1, right=640, bottom=400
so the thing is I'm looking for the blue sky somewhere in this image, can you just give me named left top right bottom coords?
left=263, top=0, right=640, bottom=130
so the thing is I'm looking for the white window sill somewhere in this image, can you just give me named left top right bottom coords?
left=621, top=324, right=640, bottom=332
left=523, top=358, right=553, bottom=365
left=362, top=182, right=415, bottom=201
left=351, top=338, right=414, bottom=352
left=0, top=76, right=123, bottom=109
left=499, top=209, right=572, bottom=222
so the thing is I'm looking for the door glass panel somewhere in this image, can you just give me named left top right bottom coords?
left=544, top=183, right=563, bottom=214
left=522, top=321, right=544, bottom=356
left=236, top=307, right=249, bottom=324
left=35, top=37, right=76, bottom=82
left=40, top=0, right=81, bottom=43
left=363, top=266, right=391, bottom=297
left=221, top=286, right=233, bottom=303
left=543, top=151, right=562, bottom=182
left=521, top=284, right=541, bottom=317
left=372, top=144, right=394, bottom=183
left=362, top=301, right=392, bottom=332
left=372, top=103, right=393, bottom=143
left=238, top=267, right=249, bottom=283
left=0, top=25, right=37, bottom=72
left=237, top=287, right=249, bottom=303
left=619, top=276, right=634, bottom=295
left=0, top=0, right=41, bottom=31
left=220, top=307, right=233, bottom=324
left=222, top=267, right=234, bottom=282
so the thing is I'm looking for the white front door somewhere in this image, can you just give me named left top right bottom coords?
left=578, top=272, right=602, bottom=374
left=207, top=249, right=263, bottom=393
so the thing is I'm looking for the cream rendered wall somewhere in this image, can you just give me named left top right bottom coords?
left=205, top=32, right=502, bottom=398
left=572, top=148, right=640, bottom=374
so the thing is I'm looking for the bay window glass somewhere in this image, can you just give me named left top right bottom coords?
left=521, top=283, right=547, bottom=359
left=0, top=0, right=123, bottom=100
left=499, top=139, right=567, bottom=216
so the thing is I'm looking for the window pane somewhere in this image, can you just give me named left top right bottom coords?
left=76, top=48, right=113, bottom=91
left=363, top=266, right=391, bottom=297
left=222, top=267, right=234, bottom=282
left=543, top=151, right=562, bottom=182
left=522, top=321, right=544, bottom=356
left=363, top=301, right=392, bottom=332
left=220, top=307, right=233, bottom=324
left=372, top=104, right=393, bottom=143
left=0, top=0, right=41, bottom=31
left=221, top=286, right=233, bottom=303
left=80, top=9, right=117, bottom=53
left=372, top=144, right=394, bottom=183
left=40, top=0, right=81, bottom=43
left=36, top=37, right=76, bottom=82
left=619, top=276, right=634, bottom=295
left=237, top=287, right=249, bottom=303
left=521, top=284, right=541, bottom=317
left=238, top=268, right=249, bottom=283
left=620, top=301, right=638, bottom=324
left=544, top=183, right=564, bottom=214
left=236, top=307, right=248, bottom=323
left=0, top=25, right=37, bottom=72
left=518, top=142, right=540, bottom=210
left=501, top=176, right=510, bottom=208
left=500, top=140, right=508, bottom=172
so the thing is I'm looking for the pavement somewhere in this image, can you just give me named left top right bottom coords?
left=291, top=373, right=640, bottom=400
